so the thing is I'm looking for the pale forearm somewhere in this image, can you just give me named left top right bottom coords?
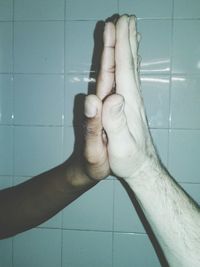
left=127, top=160, right=200, bottom=267
left=0, top=159, right=97, bottom=239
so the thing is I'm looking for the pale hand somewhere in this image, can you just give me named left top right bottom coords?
left=102, top=15, right=159, bottom=180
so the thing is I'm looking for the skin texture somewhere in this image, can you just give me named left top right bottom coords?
left=99, top=15, right=200, bottom=267
left=0, top=22, right=114, bottom=239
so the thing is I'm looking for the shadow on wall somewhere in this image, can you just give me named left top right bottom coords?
left=71, top=13, right=170, bottom=267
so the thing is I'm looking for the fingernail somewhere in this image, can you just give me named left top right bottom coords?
left=85, top=104, right=97, bottom=118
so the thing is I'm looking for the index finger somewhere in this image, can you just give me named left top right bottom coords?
left=115, top=15, right=140, bottom=104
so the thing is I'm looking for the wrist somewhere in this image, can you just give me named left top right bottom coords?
left=126, top=156, right=166, bottom=189
left=63, top=158, right=98, bottom=189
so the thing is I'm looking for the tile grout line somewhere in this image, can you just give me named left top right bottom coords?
left=1, top=71, right=200, bottom=76
left=1, top=124, right=200, bottom=131
left=36, top=225, right=150, bottom=235
left=60, top=1, right=68, bottom=266
left=167, top=0, right=175, bottom=168
left=1, top=18, right=200, bottom=23
left=11, top=0, right=15, bottom=184
left=11, top=0, right=15, bottom=266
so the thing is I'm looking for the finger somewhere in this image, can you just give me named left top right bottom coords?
left=96, top=22, right=116, bottom=100
left=84, top=94, right=107, bottom=166
left=115, top=15, right=139, bottom=104
left=129, top=15, right=140, bottom=88
left=102, top=94, right=135, bottom=161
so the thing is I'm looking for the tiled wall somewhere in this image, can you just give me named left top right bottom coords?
left=0, top=0, right=200, bottom=266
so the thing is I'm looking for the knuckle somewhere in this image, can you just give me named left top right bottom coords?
left=100, top=65, right=115, bottom=75
left=105, top=65, right=115, bottom=74
left=85, top=125, right=99, bottom=137
left=84, top=120, right=102, bottom=138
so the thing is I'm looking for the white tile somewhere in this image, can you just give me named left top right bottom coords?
left=180, top=182, right=200, bottom=205
left=174, top=0, right=200, bottom=18
left=141, top=76, right=170, bottom=128
left=14, top=0, right=64, bottom=20
left=13, top=228, right=62, bottom=267
left=14, top=21, right=64, bottom=73
left=171, top=75, right=200, bottom=129
left=62, top=230, right=112, bottom=267
left=38, top=211, right=62, bottom=229
left=66, top=0, right=117, bottom=20
left=0, top=22, right=12, bottom=73
left=138, top=20, right=171, bottom=74
left=14, top=126, right=63, bottom=176
left=0, top=126, right=13, bottom=175
left=119, top=0, right=173, bottom=19
left=114, top=180, right=146, bottom=233
left=113, top=233, right=161, bottom=267
left=63, top=180, right=113, bottom=231
left=0, top=176, right=12, bottom=189
left=172, top=20, right=200, bottom=74
left=0, top=237, right=13, bottom=267
left=0, top=0, right=13, bottom=21
left=169, top=130, right=200, bottom=183
left=14, top=74, right=64, bottom=126
left=65, top=21, right=97, bottom=73
left=0, top=74, right=13, bottom=124
left=13, top=176, right=30, bottom=185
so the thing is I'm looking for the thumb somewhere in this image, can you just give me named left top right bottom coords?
left=84, top=94, right=109, bottom=180
left=84, top=94, right=104, bottom=163
left=102, top=94, right=135, bottom=160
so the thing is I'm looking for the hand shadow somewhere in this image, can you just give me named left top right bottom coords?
left=71, top=14, right=169, bottom=267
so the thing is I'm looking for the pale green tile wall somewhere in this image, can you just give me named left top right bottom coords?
left=0, top=0, right=200, bottom=266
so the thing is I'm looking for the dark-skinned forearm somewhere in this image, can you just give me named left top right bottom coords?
left=0, top=159, right=97, bottom=239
